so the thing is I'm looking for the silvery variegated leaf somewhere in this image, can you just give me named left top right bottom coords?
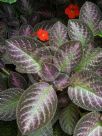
left=53, top=73, right=70, bottom=91
left=6, top=36, right=41, bottom=73
left=28, top=123, right=53, bottom=136
left=59, top=103, right=80, bottom=135
left=0, top=88, right=24, bottom=121
left=17, top=82, right=58, bottom=135
left=8, top=72, right=27, bottom=89
left=75, top=48, right=102, bottom=72
left=68, top=19, right=93, bottom=47
left=68, top=71, right=102, bottom=111
left=49, top=21, right=68, bottom=47
left=73, top=112, right=102, bottom=136
left=19, top=24, right=33, bottom=36
left=18, top=123, right=53, bottom=136
left=54, top=41, right=82, bottom=73
left=79, top=1, right=102, bottom=35
left=38, top=63, right=60, bottom=82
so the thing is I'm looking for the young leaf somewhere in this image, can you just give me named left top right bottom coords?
left=53, top=73, right=70, bottom=91
left=49, top=21, right=68, bottom=47
left=8, top=72, right=27, bottom=89
left=68, top=71, right=102, bottom=111
left=68, top=19, right=93, bottom=47
left=79, top=1, right=102, bottom=35
left=73, top=112, right=102, bottom=136
left=0, top=88, right=24, bottom=121
left=6, top=36, right=41, bottom=73
left=17, top=82, right=58, bottom=135
left=59, top=103, right=80, bottom=135
left=75, top=48, right=102, bottom=72
left=19, top=24, right=33, bottom=36
left=38, top=63, right=59, bottom=82
left=54, top=41, right=82, bottom=74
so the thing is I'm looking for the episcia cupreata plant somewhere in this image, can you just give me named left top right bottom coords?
left=0, top=1, right=102, bottom=136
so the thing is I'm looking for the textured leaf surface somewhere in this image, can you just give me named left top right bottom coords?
left=8, top=72, right=27, bottom=89
left=19, top=24, right=33, bottom=36
left=29, top=123, right=53, bottom=136
left=59, top=103, right=80, bottom=135
left=74, top=112, right=102, bottom=136
left=68, top=71, right=102, bottom=111
left=38, top=63, right=59, bottom=82
left=0, top=88, right=24, bottom=121
left=49, top=21, right=68, bottom=47
left=54, top=41, right=82, bottom=73
left=68, top=19, right=93, bottom=47
left=17, top=82, right=58, bottom=135
left=75, top=48, right=102, bottom=72
left=79, top=1, right=102, bottom=35
left=6, top=36, right=41, bottom=73
left=53, top=73, right=70, bottom=91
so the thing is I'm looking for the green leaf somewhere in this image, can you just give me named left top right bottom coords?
left=74, top=112, right=102, bottom=136
left=6, top=36, right=41, bottom=74
left=0, top=0, right=16, bottom=4
left=49, top=21, right=68, bottom=47
left=75, top=48, right=102, bottom=72
left=54, top=41, right=82, bottom=73
left=0, top=88, right=24, bottom=121
left=59, top=103, right=80, bottom=135
left=79, top=1, right=102, bottom=36
left=68, top=19, right=93, bottom=48
left=68, top=71, right=102, bottom=111
left=17, top=82, right=58, bottom=135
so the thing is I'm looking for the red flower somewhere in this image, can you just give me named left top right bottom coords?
left=36, top=29, right=49, bottom=41
left=65, top=4, right=80, bottom=19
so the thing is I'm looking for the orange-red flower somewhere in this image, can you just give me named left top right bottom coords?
left=65, top=4, right=80, bottom=19
left=36, top=29, right=49, bottom=41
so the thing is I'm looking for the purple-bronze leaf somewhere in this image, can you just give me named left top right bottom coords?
left=53, top=73, right=70, bottom=91
left=54, top=41, right=82, bottom=74
left=8, top=72, right=27, bottom=89
left=68, top=19, right=93, bottom=47
left=75, top=48, right=102, bottom=72
left=68, top=71, right=102, bottom=111
left=19, top=24, right=33, bottom=36
left=6, top=36, right=41, bottom=73
left=74, top=112, right=102, bottom=136
left=59, top=103, right=80, bottom=135
left=16, top=82, right=58, bottom=135
left=0, top=60, right=5, bottom=69
left=79, top=1, right=102, bottom=35
left=38, top=63, right=59, bottom=82
left=0, top=88, right=24, bottom=121
left=49, top=21, right=68, bottom=47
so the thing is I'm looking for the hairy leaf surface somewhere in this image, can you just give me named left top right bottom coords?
left=17, top=82, right=58, bottom=135
left=68, top=71, right=102, bottom=111
left=49, top=21, right=68, bottom=47
left=59, top=103, right=80, bottom=135
left=68, top=19, right=93, bottom=47
left=0, top=88, right=24, bottom=121
left=54, top=41, right=82, bottom=73
left=79, top=1, right=102, bottom=35
left=8, top=72, right=27, bottom=89
left=74, top=112, right=102, bottom=136
left=6, top=36, right=41, bottom=73
left=75, top=48, right=102, bottom=72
